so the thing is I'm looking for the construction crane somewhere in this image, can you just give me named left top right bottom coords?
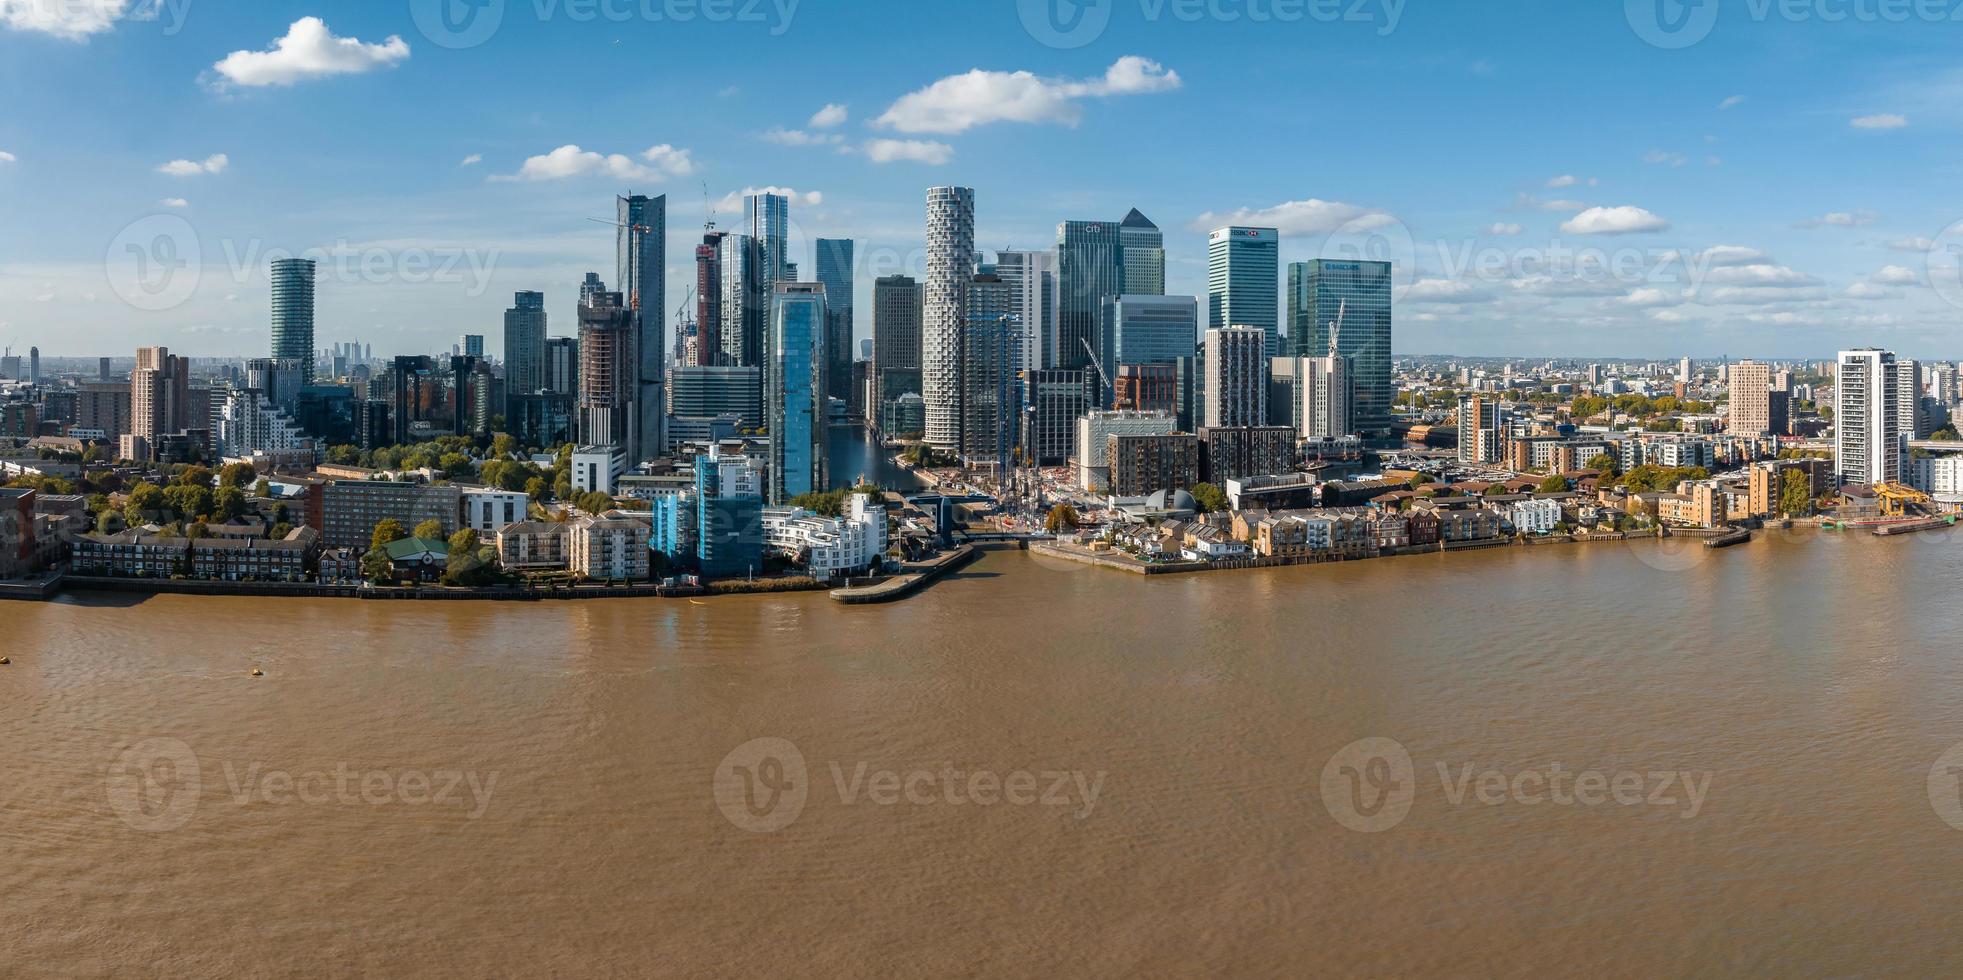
left=1326, top=298, right=1347, bottom=358
left=701, top=180, right=717, bottom=232
left=585, top=216, right=653, bottom=310
left=1081, top=338, right=1112, bottom=406
left=1875, top=481, right=1932, bottom=518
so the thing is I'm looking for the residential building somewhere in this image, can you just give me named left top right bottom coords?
left=568, top=511, right=651, bottom=581
left=496, top=521, right=569, bottom=572
left=320, top=480, right=462, bottom=551
left=962, top=274, right=1020, bottom=470
left=460, top=488, right=527, bottom=536
left=1203, top=327, right=1268, bottom=428
left=761, top=491, right=887, bottom=581
left=994, top=249, right=1057, bottom=375
left=577, top=290, right=637, bottom=456
left=923, top=186, right=975, bottom=451
left=618, top=193, right=667, bottom=462
left=504, top=291, right=548, bottom=411
left=1076, top=409, right=1177, bottom=493
left=815, top=238, right=855, bottom=407
left=768, top=282, right=827, bottom=503
left=872, top=273, right=924, bottom=419
left=1836, top=348, right=1909, bottom=486
left=571, top=445, right=627, bottom=495
left=270, top=258, right=316, bottom=383
left=695, top=446, right=765, bottom=577
left=1199, top=426, right=1296, bottom=484
left=1024, top=369, right=1093, bottom=465
left=1458, top=396, right=1505, bottom=464
left=1107, top=432, right=1201, bottom=496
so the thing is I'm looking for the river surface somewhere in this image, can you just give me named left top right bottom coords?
left=5, top=529, right=1963, bottom=976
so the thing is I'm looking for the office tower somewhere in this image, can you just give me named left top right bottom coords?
left=718, top=233, right=765, bottom=367
left=270, top=258, right=317, bottom=384
left=923, top=186, right=975, bottom=452
left=245, top=357, right=305, bottom=415
left=545, top=337, right=580, bottom=397
left=1057, top=219, right=1123, bottom=373
left=1203, top=327, right=1268, bottom=428
left=1728, top=359, right=1775, bottom=436
left=130, top=346, right=189, bottom=461
left=994, top=249, right=1055, bottom=376
left=872, top=274, right=924, bottom=423
left=668, top=365, right=764, bottom=429
left=768, top=283, right=826, bottom=503
left=505, top=291, right=547, bottom=398
left=616, top=194, right=666, bottom=463
left=695, top=447, right=766, bottom=577
left=0, top=355, right=18, bottom=381
left=1025, top=369, right=1093, bottom=465
left=579, top=272, right=606, bottom=304
left=27, top=347, right=38, bottom=385
left=1106, top=294, right=1199, bottom=378
left=1458, top=395, right=1505, bottom=464
left=962, top=273, right=1019, bottom=471
left=1118, top=208, right=1165, bottom=296
left=746, top=192, right=790, bottom=285
left=815, top=238, right=855, bottom=406
left=460, top=334, right=485, bottom=358
left=577, top=290, right=637, bottom=455
left=98, top=357, right=111, bottom=382
left=1287, top=258, right=1393, bottom=434
left=693, top=232, right=724, bottom=366
left=1207, top=226, right=1279, bottom=356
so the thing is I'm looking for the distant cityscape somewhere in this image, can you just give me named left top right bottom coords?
left=0, top=185, right=1955, bottom=597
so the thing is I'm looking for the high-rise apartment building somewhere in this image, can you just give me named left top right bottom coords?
left=994, top=249, right=1056, bottom=375
left=1458, top=395, right=1505, bottom=464
left=1728, top=359, right=1775, bottom=436
left=1118, top=208, right=1165, bottom=296
left=719, top=233, right=764, bottom=367
left=746, top=193, right=790, bottom=285
left=130, top=345, right=189, bottom=460
left=270, top=258, right=316, bottom=384
left=616, top=193, right=666, bottom=462
left=923, top=186, right=975, bottom=451
left=694, top=231, right=725, bottom=366
left=1207, top=226, right=1279, bottom=357
left=768, top=283, right=827, bottom=503
left=1287, top=259, right=1393, bottom=434
left=962, top=274, right=1019, bottom=470
left=872, top=274, right=923, bottom=424
left=504, top=290, right=547, bottom=404
left=577, top=290, right=637, bottom=455
left=1203, top=326, right=1268, bottom=429
left=1835, top=348, right=1911, bottom=486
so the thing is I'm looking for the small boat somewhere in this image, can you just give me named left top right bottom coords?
left=250, top=668, right=264, bottom=676
left=689, top=599, right=708, bottom=606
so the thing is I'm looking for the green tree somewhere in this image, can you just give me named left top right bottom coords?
left=123, top=482, right=166, bottom=526
left=438, top=453, right=476, bottom=480
left=575, top=491, right=615, bottom=516
left=1537, top=473, right=1571, bottom=493
left=268, top=521, right=293, bottom=540
left=1044, top=503, right=1080, bottom=534
left=525, top=476, right=548, bottom=502
left=1407, top=472, right=1435, bottom=489
left=325, top=444, right=363, bottom=465
left=491, top=433, right=518, bottom=458
left=213, top=486, right=246, bottom=522
left=253, top=477, right=271, bottom=499
left=1190, top=483, right=1228, bottom=514
left=371, top=517, right=408, bottom=550
left=217, top=462, right=257, bottom=488
left=1779, top=469, right=1813, bottom=517
left=162, top=483, right=212, bottom=522
left=173, top=464, right=213, bottom=488
left=361, top=547, right=393, bottom=583
left=412, top=518, right=446, bottom=540
left=1584, top=453, right=1619, bottom=478
left=443, top=528, right=499, bottom=586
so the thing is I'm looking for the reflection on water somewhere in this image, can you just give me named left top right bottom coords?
left=5, top=532, right=1963, bottom=974
left=825, top=423, right=922, bottom=492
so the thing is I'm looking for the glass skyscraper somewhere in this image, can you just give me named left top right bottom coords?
left=1057, top=220, right=1123, bottom=374
left=616, top=193, right=666, bottom=462
left=768, top=282, right=826, bottom=503
left=1105, top=294, right=1199, bottom=377
left=269, top=257, right=316, bottom=384
left=1206, top=226, right=1279, bottom=357
left=746, top=193, right=790, bottom=285
left=814, top=238, right=855, bottom=407
left=503, top=290, right=546, bottom=407
left=1288, top=259, right=1392, bottom=435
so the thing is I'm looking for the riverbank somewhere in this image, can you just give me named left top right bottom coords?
left=830, top=543, right=982, bottom=603
left=1031, top=527, right=1665, bottom=576
left=48, top=574, right=824, bottom=602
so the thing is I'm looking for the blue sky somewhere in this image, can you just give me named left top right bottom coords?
left=4, top=0, right=1963, bottom=360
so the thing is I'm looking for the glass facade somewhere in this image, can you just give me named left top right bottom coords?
left=768, top=283, right=826, bottom=503
left=1287, top=259, right=1392, bottom=435
left=1205, top=226, right=1278, bottom=358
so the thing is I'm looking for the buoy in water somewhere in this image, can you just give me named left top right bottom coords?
left=0, top=657, right=11, bottom=665
left=250, top=668, right=264, bottom=676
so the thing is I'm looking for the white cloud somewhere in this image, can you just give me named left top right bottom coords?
left=1844, top=282, right=1891, bottom=300
left=1642, top=150, right=1688, bottom=167
left=209, top=17, right=409, bottom=88
left=159, top=197, right=189, bottom=208
left=1871, top=265, right=1919, bottom=285
left=1487, top=222, right=1523, bottom=236
left=1545, top=175, right=1596, bottom=188
left=1404, top=279, right=1492, bottom=305
left=1887, top=236, right=1936, bottom=252
left=1620, top=287, right=1689, bottom=308
left=1797, top=210, right=1877, bottom=228
left=459, top=153, right=481, bottom=167
left=716, top=186, right=824, bottom=210
left=496, top=144, right=695, bottom=182
left=860, top=138, right=954, bottom=165
left=762, top=127, right=845, bottom=147
left=1559, top=206, right=1670, bottom=236
left=1718, top=95, right=1746, bottom=110
left=0, top=0, right=133, bottom=39
left=1694, top=245, right=1767, bottom=266
left=0, top=150, right=14, bottom=164
left=1191, top=198, right=1394, bottom=236
left=808, top=103, right=848, bottom=129
left=874, top=55, right=1180, bottom=134
left=156, top=153, right=228, bottom=177
left=1851, top=113, right=1908, bottom=130
left=1701, top=264, right=1821, bottom=288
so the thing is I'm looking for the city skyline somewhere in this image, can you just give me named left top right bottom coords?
left=5, top=4, right=1963, bottom=360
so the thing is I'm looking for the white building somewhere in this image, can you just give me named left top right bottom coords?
left=761, top=492, right=887, bottom=581
left=1076, top=409, right=1176, bottom=493
left=923, top=186, right=976, bottom=452
left=214, top=388, right=312, bottom=459
left=1511, top=498, right=1562, bottom=535
left=567, top=511, right=650, bottom=580
left=460, top=488, right=528, bottom=536
left=1835, top=348, right=1912, bottom=486
left=571, top=444, right=628, bottom=495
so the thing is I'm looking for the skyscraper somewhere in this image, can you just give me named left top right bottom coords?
left=545, top=337, right=579, bottom=396
left=1203, top=326, right=1268, bottom=429
left=994, top=249, right=1057, bottom=374
left=459, top=334, right=485, bottom=358
left=1299, top=354, right=1354, bottom=439
left=815, top=238, right=855, bottom=406
left=1057, top=220, right=1123, bottom=373
left=872, top=274, right=923, bottom=424
left=270, top=258, right=317, bottom=384
left=616, top=193, right=666, bottom=462
left=1728, top=359, right=1774, bottom=436
left=746, top=192, right=790, bottom=285
left=1207, top=226, right=1279, bottom=357
left=1287, top=259, right=1393, bottom=434
left=577, top=290, right=637, bottom=455
left=1458, top=395, right=1505, bottom=464
left=768, top=282, right=826, bottom=503
left=962, top=273, right=1019, bottom=471
left=719, top=233, right=764, bottom=367
left=1835, top=349, right=1912, bottom=486
left=694, top=232, right=725, bottom=366
left=505, top=290, right=547, bottom=406
left=1106, top=294, right=1199, bottom=377
left=923, top=186, right=975, bottom=452
left=130, top=345, right=188, bottom=461
left=1118, top=208, right=1165, bottom=296
left=27, top=346, right=38, bottom=385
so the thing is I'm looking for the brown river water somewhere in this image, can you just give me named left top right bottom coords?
left=4, top=527, right=1963, bottom=976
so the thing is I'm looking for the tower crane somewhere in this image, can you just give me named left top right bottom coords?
left=1081, top=337, right=1112, bottom=406
left=585, top=216, right=653, bottom=310
left=1326, top=298, right=1347, bottom=358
